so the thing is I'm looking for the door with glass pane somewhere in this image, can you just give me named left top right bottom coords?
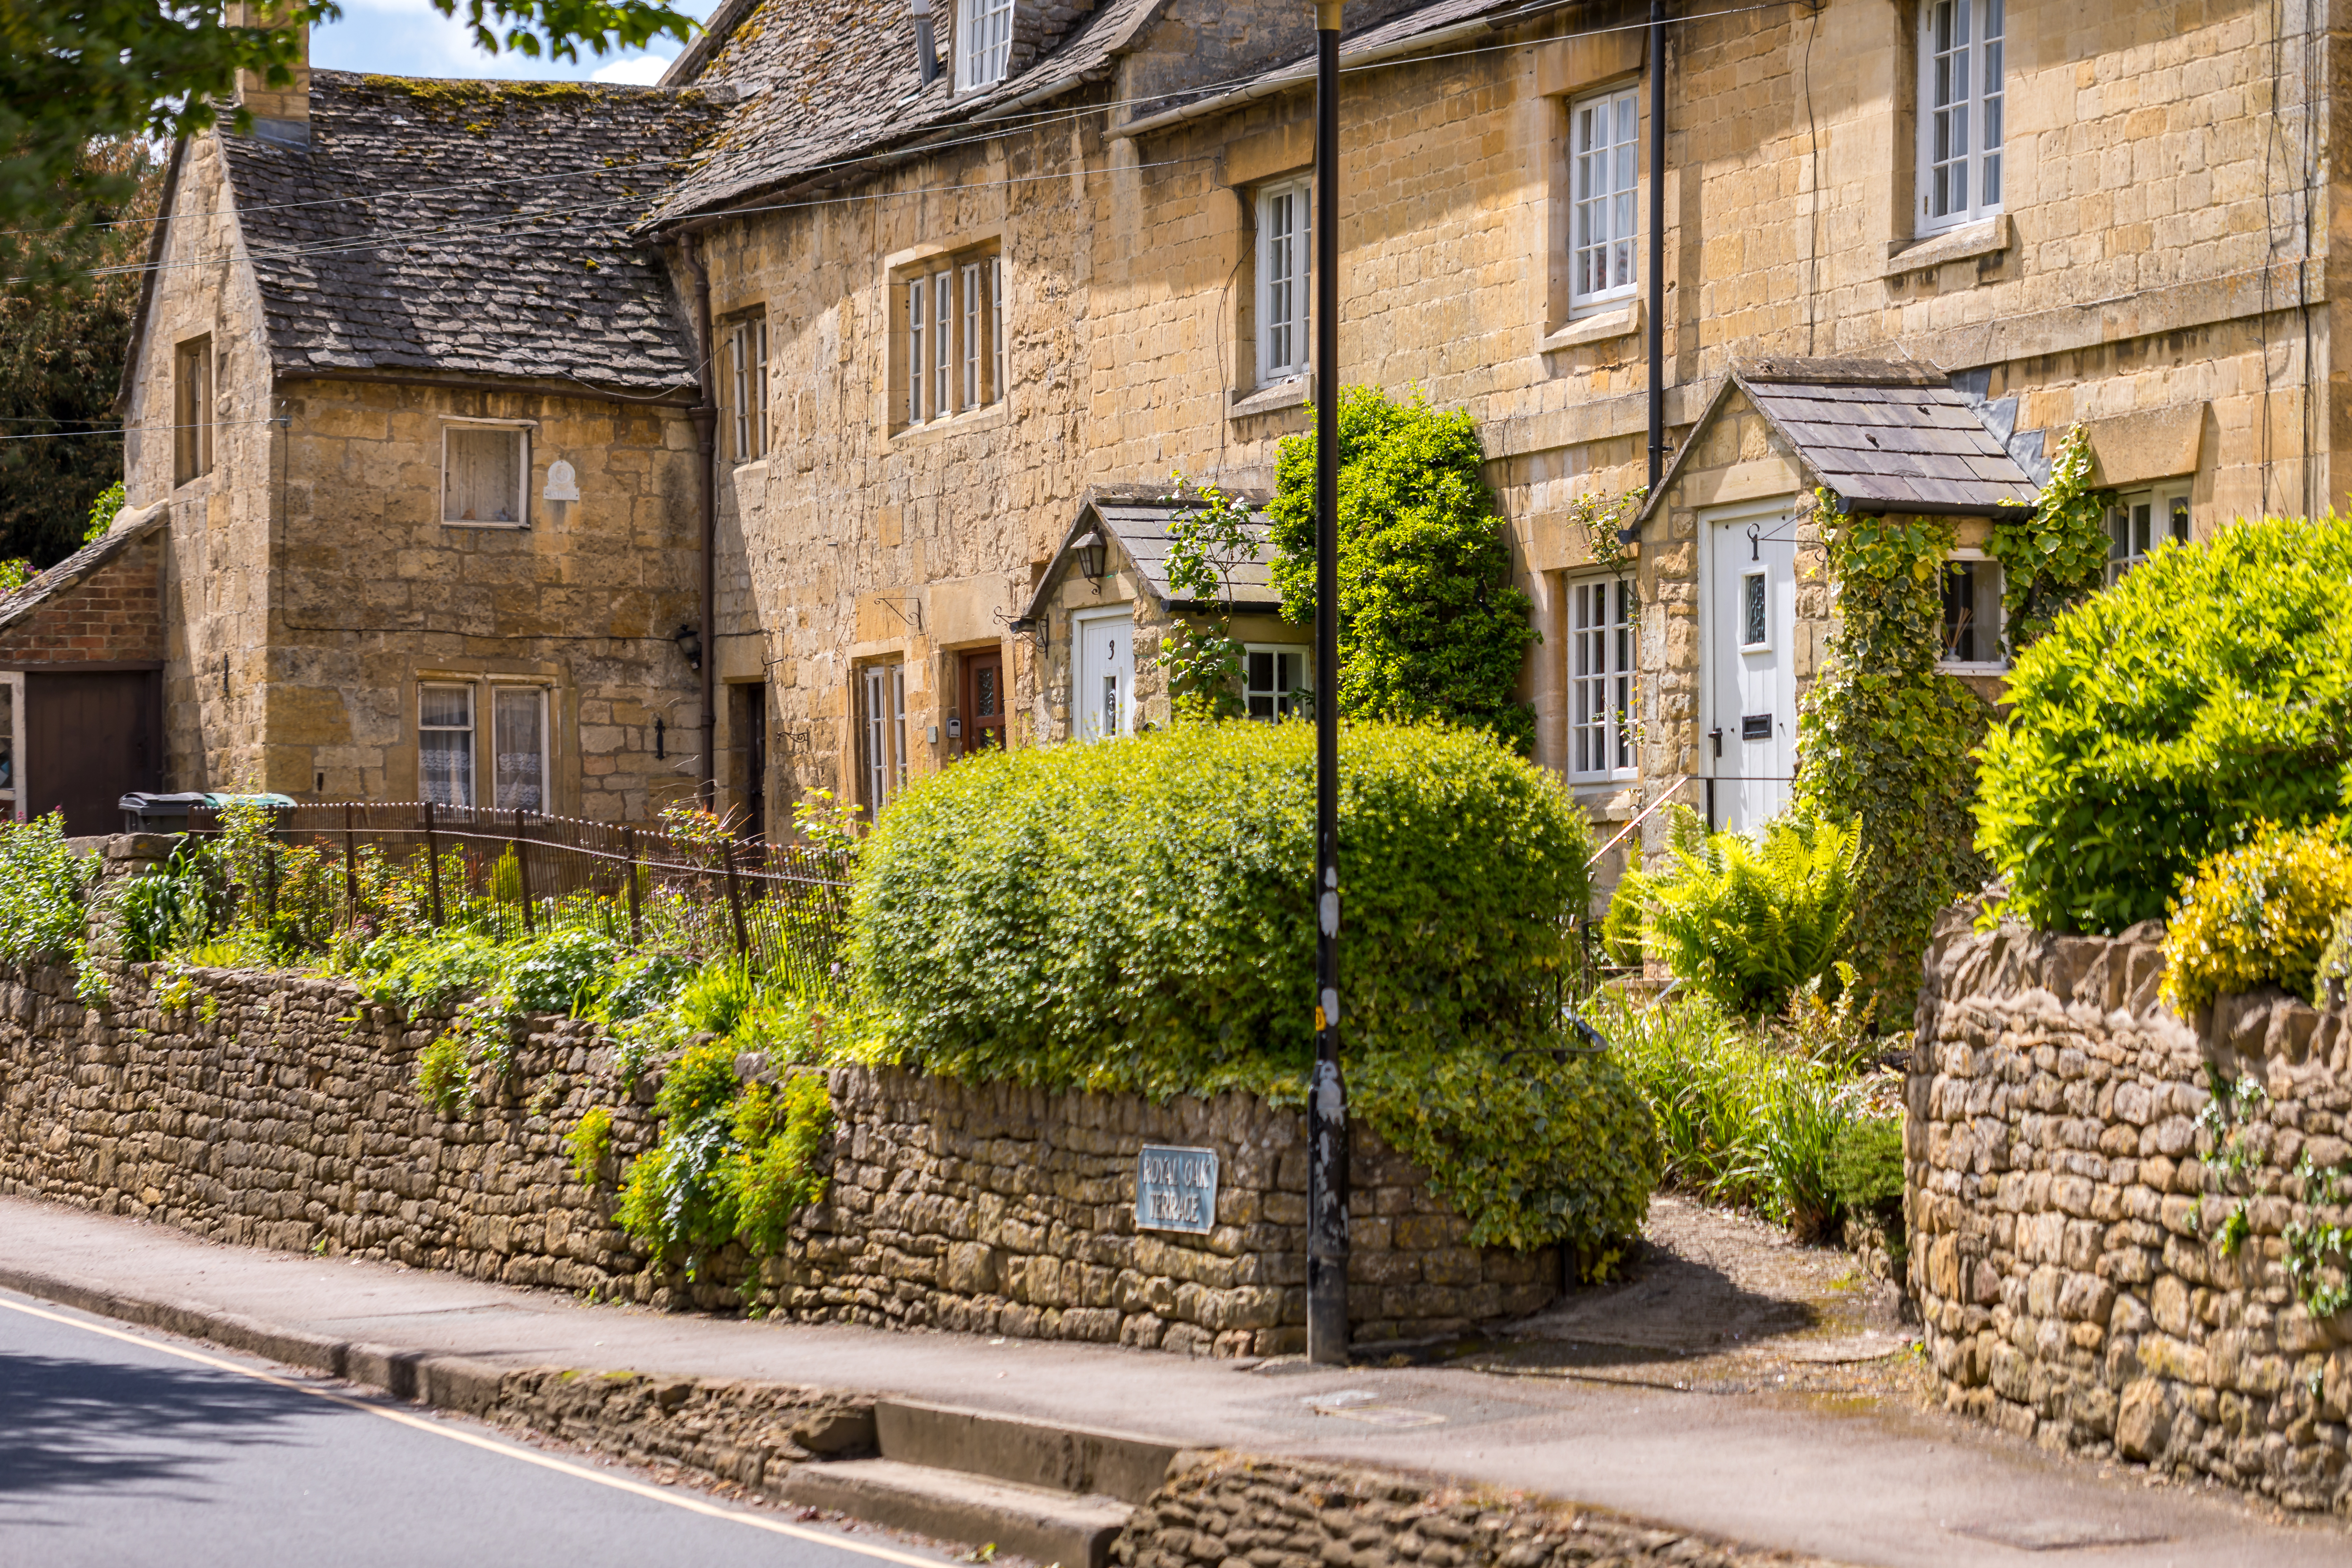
left=1704, top=504, right=1797, bottom=834
left=1073, top=610, right=1134, bottom=743
left=493, top=687, right=548, bottom=812
left=960, top=649, right=1006, bottom=753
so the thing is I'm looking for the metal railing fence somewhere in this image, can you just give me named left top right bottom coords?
left=185, top=801, right=852, bottom=995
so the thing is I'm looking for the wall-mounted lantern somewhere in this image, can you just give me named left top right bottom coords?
left=1014, top=614, right=1049, bottom=654
left=1073, top=530, right=1107, bottom=585
left=673, top=623, right=703, bottom=672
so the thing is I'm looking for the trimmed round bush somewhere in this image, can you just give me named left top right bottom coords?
left=1977, top=514, right=2352, bottom=933
left=849, top=721, right=1657, bottom=1251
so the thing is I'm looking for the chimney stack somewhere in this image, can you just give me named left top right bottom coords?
left=225, top=2, right=311, bottom=147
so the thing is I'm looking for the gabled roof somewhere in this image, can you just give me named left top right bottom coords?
left=218, top=72, right=728, bottom=394
left=1636, top=357, right=2038, bottom=528
left=0, top=501, right=168, bottom=637
left=1016, top=485, right=1280, bottom=626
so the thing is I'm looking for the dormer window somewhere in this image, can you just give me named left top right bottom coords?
left=957, top=0, right=1013, bottom=91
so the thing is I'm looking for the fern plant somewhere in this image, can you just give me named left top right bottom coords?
left=1638, top=808, right=1863, bottom=1017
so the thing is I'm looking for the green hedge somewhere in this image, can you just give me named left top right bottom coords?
left=1977, top=514, right=2352, bottom=932
left=850, top=721, right=1657, bottom=1252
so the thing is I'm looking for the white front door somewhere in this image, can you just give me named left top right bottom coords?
left=1073, top=609, right=1135, bottom=742
left=1704, top=503, right=1797, bottom=834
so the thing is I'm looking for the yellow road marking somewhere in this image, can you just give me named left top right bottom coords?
left=0, top=1294, right=942, bottom=1567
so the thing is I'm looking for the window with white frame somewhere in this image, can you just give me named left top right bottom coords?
left=493, top=686, right=549, bottom=812
left=1568, top=87, right=1639, bottom=312
left=2106, top=484, right=2192, bottom=584
left=419, top=684, right=476, bottom=805
left=1939, top=552, right=2006, bottom=667
left=1244, top=645, right=1308, bottom=721
left=1256, top=176, right=1311, bottom=384
left=901, top=249, right=1003, bottom=427
left=1917, top=0, right=2004, bottom=234
left=1569, top=577, right=1636, bottom=780
left=442, top=423, right=528, bottom=525
left=859, top=661, right=909, bottom=819
left=725, top=315, right=769, bottom=463
left=956, top=0, right=1014, bottom=91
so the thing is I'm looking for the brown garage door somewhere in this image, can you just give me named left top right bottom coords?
left=24, top=669, right=161, bottom=836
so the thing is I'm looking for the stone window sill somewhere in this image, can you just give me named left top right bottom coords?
left=1541, top=299, right=1642, bottom=351
left=442, top=519, right=529, bottom=531
left=1883, top=214, right=2014, bottom=279
left=889, top=400, right=1008, bottom=448
left=1229, top=378, right=1309, bottom=419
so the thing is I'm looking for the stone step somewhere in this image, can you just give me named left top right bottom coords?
left=782, top=1458, right=1134, bottom=1568
left=873, top=1398, right=1185, bottom=1504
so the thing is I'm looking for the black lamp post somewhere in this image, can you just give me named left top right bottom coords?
left=1306, top=0, right=1349, bottom=1367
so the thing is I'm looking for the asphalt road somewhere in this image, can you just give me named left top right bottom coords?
left=0, top=1292, right=941, bottom=1568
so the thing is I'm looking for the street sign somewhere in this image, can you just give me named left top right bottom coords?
left=1135, top=1144, right=1218, bottom=1234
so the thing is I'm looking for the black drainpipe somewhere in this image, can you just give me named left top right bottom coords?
left=1646, top=1, right=1667, bottom=493
left=682, top=232, right=719, bottom=807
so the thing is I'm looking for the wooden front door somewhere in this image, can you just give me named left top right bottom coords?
left=24, top=669, right=160, bottom=836
left=960, top=649, right=1007, bottom=754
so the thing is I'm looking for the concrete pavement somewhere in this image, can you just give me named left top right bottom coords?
left=0, top=1194, right=2341, bottom=1568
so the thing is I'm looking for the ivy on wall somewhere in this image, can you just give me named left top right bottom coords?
left=1985, top=424, right=2112, bottom=653
left=1793, top=490, right=1992, bottom=1015
left=1154, top=474, right=1258, bottom=723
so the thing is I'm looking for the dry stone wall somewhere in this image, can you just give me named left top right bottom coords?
left=1910, top=913, right=2352, bottom=1512
left=0, top=958, right=1553, bottom=1355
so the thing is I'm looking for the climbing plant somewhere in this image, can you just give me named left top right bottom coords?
left=1267, top=386, right=1538, bottom=754
left=1154, top=474, right=1257, bottom=723
left=1793, top=490, right=1992, bottom=1015
left=1566, top=485, right=1646, bottom=580
left=1984, top=423, right=2111, bottom=654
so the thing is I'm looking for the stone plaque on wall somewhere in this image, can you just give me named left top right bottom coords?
left=1135, top=1144, right=1218, bottom=1234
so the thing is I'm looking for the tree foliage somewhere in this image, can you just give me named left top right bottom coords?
left=0, top=142, right=155, bottom=569
left=1792, top=495, right=1991, bottom=1015
left=0, top=1, right=699, bottom=280
left=1267, top=386, right=1538, bottom=753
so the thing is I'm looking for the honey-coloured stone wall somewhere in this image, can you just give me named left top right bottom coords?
left=0, top=954, right=1554, bottom=1355
left=1910, top=912, right=2352, bottom=1512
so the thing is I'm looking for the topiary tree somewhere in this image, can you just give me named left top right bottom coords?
left=1977, top=512, right=2352, bottom=933
left=1266, top=386, right=1537, bottom=753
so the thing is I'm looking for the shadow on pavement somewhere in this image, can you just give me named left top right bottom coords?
left=0, top=1351, right=319, bottom=1500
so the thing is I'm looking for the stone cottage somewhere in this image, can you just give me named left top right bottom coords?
left=74, top=26, right=724, bottom=830
left=74, top=1, right=2350, bottom=856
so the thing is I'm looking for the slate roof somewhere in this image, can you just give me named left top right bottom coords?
left=217, top=72, right=729, bottom=393
left=646, top=0, right=1164, bottom=227
left=0, top=501, right=168, bottom=637
left=1635, top=358, right=2038, bottom=525
left=1738, top=358, right=2038, bottom=513
left=1017, top=486, right=1280, bottom=625
left=1121, top=0, right=1537, bottom=129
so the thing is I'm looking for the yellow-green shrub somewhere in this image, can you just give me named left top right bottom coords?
left=2161, top=824, right=2352, bottom=1012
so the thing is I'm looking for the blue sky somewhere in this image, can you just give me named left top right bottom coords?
left=311, top=0, right=725, bottom=85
